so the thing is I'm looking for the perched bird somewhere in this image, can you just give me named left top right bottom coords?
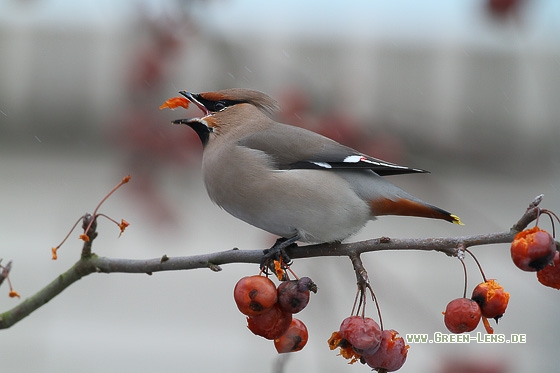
left=170, top=88, right=462, bottom=258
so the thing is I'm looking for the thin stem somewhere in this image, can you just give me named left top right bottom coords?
left=367, top=284, right=383, bottom=330
left=460, top=256, right=468, bottom=299
left=96, top=213, right=120, bottom=226
left=285, top=266, right=299, bottom=280
left=53, top=216, right=86, bottom=249
left=349, top=252, right=369, bottom=317
left=465, top=248, right=487, bottom=283
left=351, top=287, right=360, bottom=316
left=541, top=209, right=560, bottom=238
left=92, top=176, right=131, bottom=217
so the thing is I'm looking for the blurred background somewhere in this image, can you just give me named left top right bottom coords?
left=1, top=0, right=559, bottom=372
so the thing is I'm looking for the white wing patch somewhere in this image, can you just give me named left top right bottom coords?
left=343, top=155, right=365, bottom=163
left=343, top=155, right=408, bottom=169
left=310, top=161, right=332, bottom=169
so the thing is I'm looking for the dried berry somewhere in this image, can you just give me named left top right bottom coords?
left=471, top=279, right=510, bottom=321
left=277, top=277, right=316, bottom=314
left=537, top=250, right=560, bottom=290
left=339, top=315, right=382, bottom=353
left=511, top=227, right=556, bottom=271
left=443, top=298, right=481, bottom=334
left=363, top=329, right=409, bottom=372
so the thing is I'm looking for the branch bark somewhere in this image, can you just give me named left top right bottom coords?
left=0, top=195, right=552, bottom=330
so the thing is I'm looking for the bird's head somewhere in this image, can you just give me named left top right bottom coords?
left=170, top=88, right=280, bottom=146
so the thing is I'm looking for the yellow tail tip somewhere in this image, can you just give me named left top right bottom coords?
left=451, top=214, right=464, bottom=225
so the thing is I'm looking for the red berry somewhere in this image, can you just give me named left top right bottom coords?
left=274, top=318, right=308, bottom=353
left=234, top=275, right=277, bottom=316
left=443, top=298, right=481, bottom=333
left=510, top=227, right=556, bottom=272
left=537, top=251, right=560, bottom=289
left=339, top=316, right=382, bottom=353
left=363, top=329, right=409, bottom=372
left=471, top=279, right=510, bottom=321
left=277, top=277, right=316, bottom=314
left=247, top=304, right=292, bottom=340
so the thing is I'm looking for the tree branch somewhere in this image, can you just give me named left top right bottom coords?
left=0, top=195, right=553, bottom=330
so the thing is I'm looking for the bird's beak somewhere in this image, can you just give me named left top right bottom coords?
left=171, top=91, right=210, bottom=127
left=179, top=91, right=209, bottom=116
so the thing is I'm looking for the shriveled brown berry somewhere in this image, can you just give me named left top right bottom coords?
left=277, top=277, right=315, bottom=314
left=234, top=275, right=277, bottom=316
left=471, top=279, right=510, bottom=321
left=444, top=298, right=481, bottom=333
left=247, top=304, right=292, bottom=340
left=363, top=329, right=409, bottom=372
left=511, top=227, right=556, bottom=272
left=339, top=315, right=382, bottom=353
left=274, top=318, right=308, bottom=353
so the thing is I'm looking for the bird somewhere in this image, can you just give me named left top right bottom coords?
left=168, top=88, right=462, bottom=262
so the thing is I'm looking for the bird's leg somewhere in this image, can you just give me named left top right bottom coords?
left=260, top=234, right=300, bottom=273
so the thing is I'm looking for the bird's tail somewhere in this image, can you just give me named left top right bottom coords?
left=370, top=197, right=463, bottom=225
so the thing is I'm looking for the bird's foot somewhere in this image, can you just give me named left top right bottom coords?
left=260, top=235, right=299, bottom=277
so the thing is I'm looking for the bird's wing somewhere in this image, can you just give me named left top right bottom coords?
left=237, top=123, right=426, bottom=176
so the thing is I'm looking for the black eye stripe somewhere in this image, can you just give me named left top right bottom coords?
left=194, top=95, right=244, bottom=112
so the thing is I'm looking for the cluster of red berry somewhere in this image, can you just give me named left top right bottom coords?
left=444, top=215, right=559, bottom=336
left=328, top=316, right=408, bottom=372
left=444, top=279, right=510, bottom=334
left=233, top=273, right=317, bottom=353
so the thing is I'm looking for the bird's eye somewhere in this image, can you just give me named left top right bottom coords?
left=214, top=101, right=227, bottom=111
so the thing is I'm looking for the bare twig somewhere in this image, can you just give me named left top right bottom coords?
left=0, top=196, right=553, bottom=330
